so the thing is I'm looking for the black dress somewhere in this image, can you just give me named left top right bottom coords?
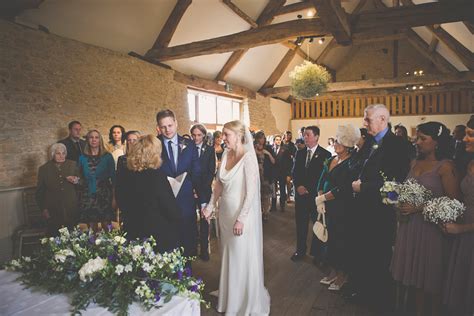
left=121, top=168, right=182, bottom=253
left=317, top=156, right=356, bottom=271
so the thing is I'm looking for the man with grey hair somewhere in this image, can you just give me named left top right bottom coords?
left=349, top=104, right=410, bottom=311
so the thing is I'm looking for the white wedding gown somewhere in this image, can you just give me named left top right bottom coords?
left=210, top=150, right=270, bottom=316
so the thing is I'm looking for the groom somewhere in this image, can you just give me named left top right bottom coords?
left=156, top=109, right=202, bottom=257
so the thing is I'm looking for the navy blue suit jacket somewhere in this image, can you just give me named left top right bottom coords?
left=159, top=135, right=202, bottom=219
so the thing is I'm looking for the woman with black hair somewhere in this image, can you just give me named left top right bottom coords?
left=108, top=125, right=126, bottom=169
left=395, top=124, right=416, bottom=160
left=391, top=121, right=461, bottom=316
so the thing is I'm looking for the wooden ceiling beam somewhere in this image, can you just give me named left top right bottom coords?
left=259, top=49, right=297, bottom=91
left=147, top=1, right=471, bottom=61
left=150, top=0, right=192, bottom=49
left=463, top=21, right=474, bottom=34
left=428, top=37, right=439, bottom=53
left=353, top=0, right=472, bottom=33
left=0, top=0, right=44, bottom=19
left=311, top=0, right=352, bottom=45
left=260, top=71, right=474, bottom=95
left=222, top=0, right=258, bottom=28
left=428, top=25, right=474, bottom=70
left=275, top=1, right=314, bottom=16
left=174, top=71, right=256, bottom=99
left=406, top=29, right=458, bottom=74
left=215, top=0, right=285, bottom=81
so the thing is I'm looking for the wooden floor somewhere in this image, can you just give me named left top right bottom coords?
left=193, top=202, right=390, bottom=316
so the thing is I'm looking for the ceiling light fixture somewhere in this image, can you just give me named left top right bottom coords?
left=318, top=37, right=325, bottom=44
left=307, top=10, right=315, bottom=17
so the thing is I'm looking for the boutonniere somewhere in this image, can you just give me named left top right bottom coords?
left=179, top=140, right=187, bottom=151
left=372, top=143, right=379, bottom=151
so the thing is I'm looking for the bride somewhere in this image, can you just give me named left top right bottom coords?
left=203, top=120, right=270, bottom=315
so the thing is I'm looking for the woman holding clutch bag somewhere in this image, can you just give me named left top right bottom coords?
left=315, top=124, right=361, bottom=291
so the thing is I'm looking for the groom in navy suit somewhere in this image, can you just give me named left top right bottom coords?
left=156, top=109, right=202, bottom=257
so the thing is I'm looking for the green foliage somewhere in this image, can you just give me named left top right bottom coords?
left=289, top=61, right=331, bottom=99
left=5, top=227, right=207, bottom=315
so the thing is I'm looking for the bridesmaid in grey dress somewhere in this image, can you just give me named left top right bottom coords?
left=443, top=118, right=474, bottom=315
left=391, top=122, right=461, bottom=316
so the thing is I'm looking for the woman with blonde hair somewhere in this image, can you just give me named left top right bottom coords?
left=203, top=120, right=270, bottom=315
left=121, top=135, right=181, bottom=253
left=78, top=129, right=115, bottom=232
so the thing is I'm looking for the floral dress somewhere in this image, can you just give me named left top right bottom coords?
left=78, top=153, right=115, bottom=222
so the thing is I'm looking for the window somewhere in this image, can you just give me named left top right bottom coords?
left=188, top=89, right=242, bottom=130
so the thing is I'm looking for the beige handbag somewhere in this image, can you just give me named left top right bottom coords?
left=313, top=212, right=328, bottom=243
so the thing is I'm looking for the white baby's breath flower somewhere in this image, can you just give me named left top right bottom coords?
left=423, top=197, right=465, bottom=224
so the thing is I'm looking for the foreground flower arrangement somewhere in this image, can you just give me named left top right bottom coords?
left=423, top=196, right=465, bottom=224
left=5, top=227, right=206, bottom=315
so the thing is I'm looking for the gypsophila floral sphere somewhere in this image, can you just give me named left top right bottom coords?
left=289, top=60, right=331, bottom=99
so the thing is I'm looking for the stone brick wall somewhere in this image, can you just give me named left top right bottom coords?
left=248, top=94, right=279, bottom=135
left=0, top=20, right=278, bottom=188
left=336, top=40, right=440, bottom=81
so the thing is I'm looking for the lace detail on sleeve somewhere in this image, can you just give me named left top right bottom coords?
left=237, top=152, right=260, bottom=224
left=207, top=177, right=222, bottom=214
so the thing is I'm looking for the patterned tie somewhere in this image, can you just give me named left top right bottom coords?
left=168, top=140, right=176, bottom=172
left=305, top=149, right=312, bottom=168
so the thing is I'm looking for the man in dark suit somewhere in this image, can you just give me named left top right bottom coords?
left=350, top=104, right=410, bottom=311
left=59, top=120, right=86, bottom=162
left=452, top=124, right=471, bottom=176
left=190, top=124, right=216, bottom=261
left=291, top=126, right=332, bottom=262
left=271, top=134, right=292, bottom=212
left=157, top=110, right=202, bottom=258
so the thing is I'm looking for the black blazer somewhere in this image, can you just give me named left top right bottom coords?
left=358, top=131, right=411, bottom=208
left=274, top=144, right=292, bottom=178
left=59, top=137, right=86, bottom=162
left=120, top=168, right=181, bottom=253
left=293, top=145, right=332, bottom=197
left=198, top=144, right=216, bottom=203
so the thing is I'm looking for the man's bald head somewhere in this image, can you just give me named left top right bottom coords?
left=363, top=104, right=390, bottom=136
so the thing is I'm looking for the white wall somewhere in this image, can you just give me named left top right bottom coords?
left=291, top=114, right=472, bottom=146
left=270, top=98, right=292, bottom=133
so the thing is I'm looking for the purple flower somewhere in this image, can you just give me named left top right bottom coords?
left=148, top=280, right=160, bottom=290
left=54, top=237, right=61, bottom=245
left=184, top=267, right=192, bottom=277
left=196, top=278, right=203, bottom=284
left=108, top=254, right=116, bottom=262
left=88, top=236, right=96, bottom=244
left=107, top=224, right=113, bottom=231
left=154, top=293, right=161, bottom=302
left=190, top=285, right=198, bottom=292
left=387, top=191, right=399, bottom=201
left=177, top=270, right=183, bottom=280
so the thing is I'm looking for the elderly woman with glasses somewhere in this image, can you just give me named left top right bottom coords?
left=36, top=143, right=80, bottom=236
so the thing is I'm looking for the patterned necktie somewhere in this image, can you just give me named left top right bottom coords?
left=168, top=140, right=176, bottom=172
left=305, top=149, right=312, bottom=168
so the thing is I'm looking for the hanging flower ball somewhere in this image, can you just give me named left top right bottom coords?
left=289, top=61, right=331, bottom=99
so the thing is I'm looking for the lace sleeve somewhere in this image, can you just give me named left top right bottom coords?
left=237, top=152, right=260, bottom=225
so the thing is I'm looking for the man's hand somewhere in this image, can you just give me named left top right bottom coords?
left=296, top=186, right=309, bottom=196
left=352, top=180, right=362, bottom=193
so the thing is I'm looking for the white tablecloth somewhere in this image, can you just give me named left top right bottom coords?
left=0, top=270, right=200, bottom=315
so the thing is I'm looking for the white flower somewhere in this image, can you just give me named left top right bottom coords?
left=124, top=264, right=133, bottom=273
left=23, top=256, right=31, bottom=262
left=398, top=178, right=433, bottom=207
left=95, top=239, right=102, bottom=245
left=10, top=259, right=21, bottom=269
left=78, top=257, right=107, bottom=282
left=423, top=197, right=465, bottom=224
left=49, top=237, right=54, bottom=242
left=115, top=264, right=124, bottom=275
left=114, top=236, right=126, bottom=245
left=131, top=245, right=143, bottom=260
left=41, top=238, right=48, bottom=244
left=54, top=249, right=75, bottom=263
left=142, top=262, right=153, bottom=273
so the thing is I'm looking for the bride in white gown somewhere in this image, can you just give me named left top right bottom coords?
left=203, top=120, right=270, bottom=316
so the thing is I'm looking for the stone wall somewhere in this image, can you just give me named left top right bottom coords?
left=336, top=40, right=441, bottom=81
left=248, top=94, right=279, bottom=135
left=0, top=20, right=278, bottom=188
